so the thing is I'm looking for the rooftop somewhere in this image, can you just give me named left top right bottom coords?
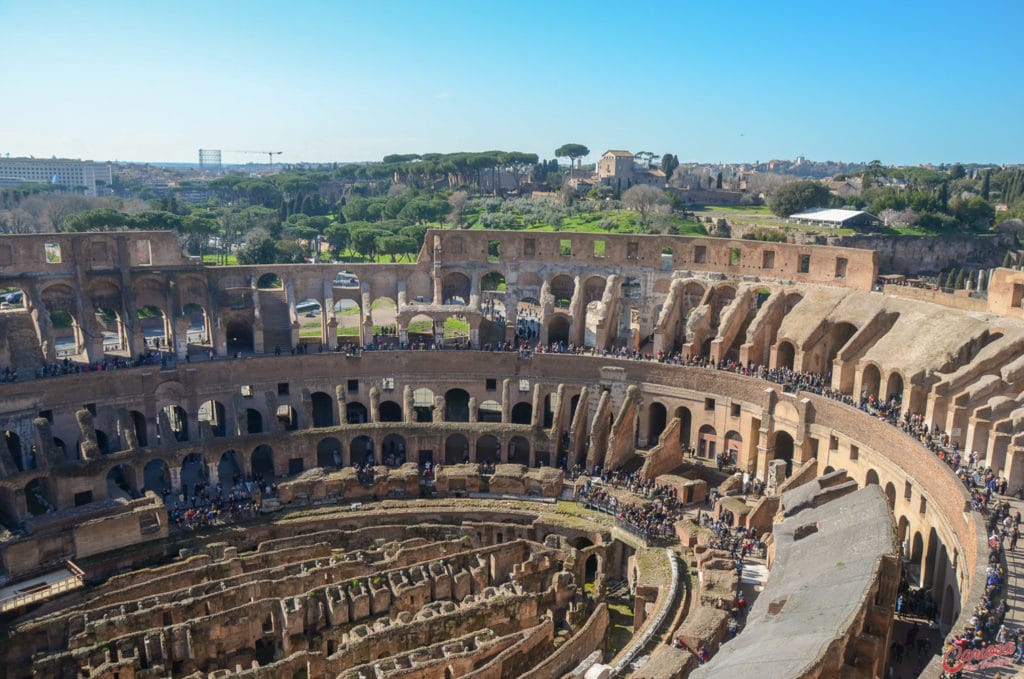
left=788, top=207, right=879, bottom=223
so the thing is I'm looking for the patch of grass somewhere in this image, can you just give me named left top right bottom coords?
left=606, top=600, right=635, bottom=654
left=202, top=254, right=239, bottom=265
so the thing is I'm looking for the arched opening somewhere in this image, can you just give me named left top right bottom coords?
left=162, top=405, right=189, bottom=442
left=861, top=364, right=881, bottom=402
left=511, top=402, right=532, bottom=425
left=296, top=298, right=323, bottom=344
left=246, top=408, right=264, bottom=434
left=442, top=272, right=471, bottom=306
left=675, top=406, right=692, bottom=447
left=923, top=527, right=939, bottom=589
left=225, top=318, right=254, bottom=354
left=257, top=272, right=282, bottom=290
left=368, top=296, right=400, bottom=346
left=444, top=388, right=471, bottom=422
left=697, top=424, right=717, bottom=459
left=478, top=400, right=502, bottom=423
left=477, top=435, right=500, bottom=464
left=198, top=399, right=227, bottom=437
left=582, top=276, right=607, bottom=348
left=408, top=313, right=436, bottom=347
left=508, top=436, right=529, bottom=465
left=332, top=271, right=359, bottom=289
left=548, top=314, right=571, bottom=345
left=724, top=430, right=742, bottom=464
left=182, top=302, right=211, bottom=355
left=218, top=450, right=243, bottom=488
left=413, top=388, right=434, bottom=422
left=24, top=478, right=53, bottom=515
left=884, top=482, right=896, bottom=510
left=316, top=438, right=342, bottom=469
left=94, top=305, right=126, bottom=355
left=647, top=402, right=667, bottom=445
left=543, top=393, right=554, bottom=428
left=251, top=445, right=275, bottom=478
left=479, top=273, right=506, bottom=347
left=333, top=298, right=362, bottom=343
left=550, top=275, right=575, bottom=309
left=52, top=437, right=69, bottom=463
left=276, top=405, right=298, bottom=431
left=180, top=453, right=207, bottom=498
left=885, top=372, right=904, bottom=405
left=106, top=464, right=135, bottom=499
left=143, top=459, right=170, bottom=495
left=515, top=298, right=543, bottom=345
left=137, top=305, right=168, bottom=352
left=346, top=402, right=368, bottom=425
left=941, top=584, right=956, bottom=630
left=350, top=435, right=375, bottom=465
left=379, top=400, right=402, bottom=422
left=311, top=391, right=334, bottom=428
left=381, top=434, right=406, bottom=467
left=865, top=469, right=880, bottom=486
left=129, top=410, right=148, bottom=448
left=773, top=431, right=794, bottom=476
left=444, top=434, right=469, bottom=464
left=910, top=531, right=924, bottom=569
left=43, top=285, right=85, bottom=359
left=776, top=340, right=795, bottom=370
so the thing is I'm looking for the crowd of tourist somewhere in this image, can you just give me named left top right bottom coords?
left=166, top=475, right=277, bottom=531
left=32, top=352, right=168, bottom=379
left=576, top=476, right=683, bottom=540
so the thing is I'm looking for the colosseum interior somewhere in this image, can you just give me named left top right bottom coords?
left=1, top=229, right=1023, bottom=678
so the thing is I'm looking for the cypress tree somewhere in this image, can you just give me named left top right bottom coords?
left=1004, top=252, right=1013, bottom=268
left=955, top=269, right=966, bottom=290
left=982, top=170, right=991, bottom=200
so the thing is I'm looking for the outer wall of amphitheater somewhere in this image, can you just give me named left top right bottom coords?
left=0, top=229, right=1016, bottom=676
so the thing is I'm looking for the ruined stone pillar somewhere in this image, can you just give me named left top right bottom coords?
left=207, top=462, right=219, bottom=486
left=403, top=385, right=415, bottom=423
left=369, top=386, right=381, bottom=423
left=531, top=384, right=544, bottom=429
left=76, top=408, right=101, bottom=461
left=169, top=466, right=182, bottom=494
left=335, top=385, right=347, bottom=427
left=468, top=396, right=478, bottom=423
left=501, top=379, right=511, bottom=423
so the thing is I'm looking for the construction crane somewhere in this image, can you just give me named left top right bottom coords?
left=226, top=150, right=283, bottom=167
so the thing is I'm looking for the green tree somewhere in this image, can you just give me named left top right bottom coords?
left=767, top=181, right=831, bottom=217
left=716, top=171, right=723, bottom=189
left=951, top=196, right=995, bottom=230
left=1004, top=252, right=1014, bottom=268
left=622, top=185, right=668, bottom=225
left=660, top=154, right=679, bottom=181
left=982, top=170, right=991, bottom=200
left=954, top=269, right=966, bottom=289
left=949, top=163, right=965, bottom=180
left=349, top=227, right=390, bottom=260
left=236, top=228, right=278, bottom=264
left=324, top=222, right=350, bottom=255
left=554, top=143, right=590, bottom=178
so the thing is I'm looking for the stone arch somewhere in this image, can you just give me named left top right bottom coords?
left=478, top=400, right=502, bottom=423
left=885, top=371, right=904, bottom=404
left=776, top=340, right=796, bottom=370
left=317, top=438, right=343, bottom=469
left=225, top=318, right=254, bottom=354
left=698, top=424, right=717, bottom=459
left=477, top=435, right=500, bottom=463
left=181, top=453, right=208, bottom=497
left=93, top=303, right=126, bottom=355
left=369, top=297, right=398, bottom=341
left=181, top=301, right=211, bottom=353
left=675, top=406, right=692, bottom=447
left=4, top=430, right=26, bottom=472
left=198, top=399, right=227, bottom=437
left=256, top=272, right=283, bottom=289
left=884, top=482, right=896, bottom=510
left=480, top=271, right=506, bottom=293
left=333, top=298, right=362, bottom=344
left=137, top=304, right=168, bottom=351
left=143, top=459, right=170, bottom=495
left=910, top=531, right=924, bottom=568
left=548, top=314, right=571, bottom=345
left=923, top=527, right=939, bottom=589
left=25, top=477, right=54, bottom=515
left=162, top=405, right=189, bottom=442
left=444, top=434, right=469, bottom=464
left=332, top=270, right=360, bottom=289
left=350, top=435, right=375, bottom=465
left=511, top=402, right=532, bottom=425
left=381, top=434, right=406, bottom=467
left=311, top=391, right=334, bottom=427
left=940, top=584, right=956, bottom=630
left=251, top=444, right=275, bottom=478
left=509, top=436, right=529, bottom=465
left=379, top=400, right=403, bottom=422
left=106, top=463, right=137, bottom=499
left=413, top=388, right=434, bottom=422
left=897, top=516, right=910, bottom=548
left=804, top=321, right=858, bottom=376
left=865, top=468, right=880, bottom=486
left=445, top=388, right=471, bottom=422
left=346, top=402, right=368, bottom=424
left=861, top=363, right=881, bottom=401
left=442, top=272, right=471, bottom=305
left=93, top=429, right=112, bottom=456
left=724, top=430, right=742, bottom=461
left=773, top=430, right=795, bottom=476
left=218, top=450, right=243, bottom=487
left=550, top=274, right=575, bottom=308
left=647, top=402, right=667, bottom=444
left=408, top=313, right=435, bottom=345
left=515, top=298, right=543, bottom=345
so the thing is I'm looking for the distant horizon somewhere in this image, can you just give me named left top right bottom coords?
left=2, top=1, right=1022, bottom=167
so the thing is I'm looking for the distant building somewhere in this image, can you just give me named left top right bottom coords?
left=595, top=150, right=665, bottom=190
left=0, top=157, right=113, bottom=197
left=788, top=207, right=881, bottom=230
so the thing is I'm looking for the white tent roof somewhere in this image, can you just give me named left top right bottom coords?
left=788, top=208, right=877, bottom=223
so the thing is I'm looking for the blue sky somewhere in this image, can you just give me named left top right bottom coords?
left=1, top=0, right=1021, bottom=165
